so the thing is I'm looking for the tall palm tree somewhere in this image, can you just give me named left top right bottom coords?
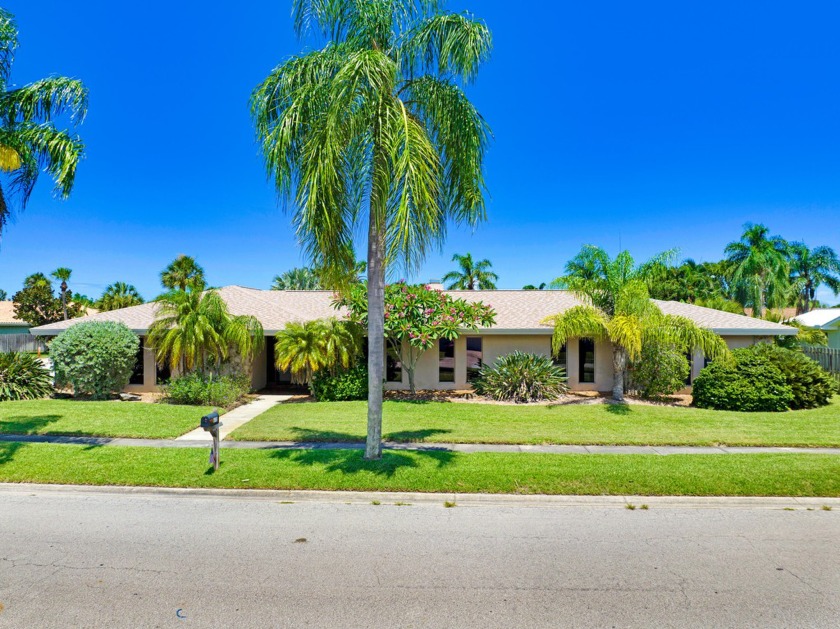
left=442, top=252, right=498, bottom=289
left=160, top=255, right=206, bottom=291
left=252, top=0, right=492, bottom=459
left=95, top=282, right=144, bottom=312
left=724, top=223, right=789, bottom=318
left=546, top=246, right=727, bottom=400
left=148, top=288, right=264, bottom=374
left=787, top=242, right=840, bottom=314
left=271, top=267, right=321, bottom=290
left=50, top=267, right=71, bottom=320
left=0, top=10, right=87, bottom=240
left=274, top=318, right=361, bottom=384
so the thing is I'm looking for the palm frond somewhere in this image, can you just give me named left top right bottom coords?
left=543, top=305, right=609, bottom=356
left=0, top=76, right=88, bottom=125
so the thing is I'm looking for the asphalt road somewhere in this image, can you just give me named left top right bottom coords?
left=0, top=487, right=838, bottom=628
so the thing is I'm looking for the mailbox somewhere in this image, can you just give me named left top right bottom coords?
left=200, top=410, right=220, bottom=431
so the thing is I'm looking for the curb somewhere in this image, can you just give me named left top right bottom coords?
left=2, top=483, right=839, bottom=509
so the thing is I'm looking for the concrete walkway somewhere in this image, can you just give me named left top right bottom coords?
left=1, top=432, right=839, bottom=454
left=174, top=394, right=292, bottom=442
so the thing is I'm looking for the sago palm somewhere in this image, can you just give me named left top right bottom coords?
left=0, top=9, right=87, bottom=239
left=160, top=255, right=206, bottom=292
left=252, top=0, right=492, bottom=458
left=96, top=282, right=144, bottom=312
left=442, top=252, right=498, bottom=289
left=725, top=223, right=789, bottom=318
left=787, top=242, right=840, bottom=314
left=148, top=288, right=264, bottom=374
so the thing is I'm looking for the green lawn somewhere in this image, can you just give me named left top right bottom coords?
left=0, top=400, right=214, bottom=439
left=0, top=442, right=838, bottom=496
left=230, top=398, right=840, bottom=447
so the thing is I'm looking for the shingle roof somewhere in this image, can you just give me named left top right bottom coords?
left=0, top=301, right=27, bottom=326
left=793, top=308, right=840, bottom=329
left=29, top=286, right=796, bottom=336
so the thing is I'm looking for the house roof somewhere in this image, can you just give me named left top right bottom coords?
left=0, top=301, right=28, bottom=326
left=29, top=285, right=797, bottom=336
left=793, top=308, right=840, bottom=330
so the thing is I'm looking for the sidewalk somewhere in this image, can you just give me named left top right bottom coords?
left=1, top=432, right=839, bottom=455
left=175, top=394, right=292, bottom=442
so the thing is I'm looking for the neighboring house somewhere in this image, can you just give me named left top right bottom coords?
left=792, top=309, right=840, bottom=349
left=0, top=301, right=32, bottom=335
left=30, top=286, right=796, bottom=394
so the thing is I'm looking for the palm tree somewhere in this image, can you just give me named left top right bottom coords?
left=274, top=318, right=361, bottom=384
left=787, top=242, right=840, bottom=314
left=271, top=267, right=321, bottom=290
left=50, top=267, right=71, bottom=320
left=148, top=288, right=264, bottom=374
left=546, top=246, right=727, bottom=401
left=724, top=224, right=789, bottom=318
left=522, top=283, right=546, bottom=290
left=95, top=282, right=144, bottom=312
left=23, top=272, right=50, bottom=288
left=0, top=10, right=87, bottom=240
left=160, top=255, right=205, bottom=291
left=252, top=0, right=491, bottom=459
left=442, top=253, right=498, bottom=289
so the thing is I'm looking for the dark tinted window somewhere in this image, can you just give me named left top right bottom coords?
left=439, top=338, right=455, bottom=382
left=466, top=337, right=482, bottom=382
left=579, top=338, right=595, bottom=383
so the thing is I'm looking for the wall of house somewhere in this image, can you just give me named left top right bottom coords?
left=125, top=339, right=160, bottom=393
left=250, top=345, right=268, bottom=391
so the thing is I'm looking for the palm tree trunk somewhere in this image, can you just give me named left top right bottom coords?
left=365, top=213, right=385, bottom=460
left=611, top=346, right=627, bottom=402
left=61, top=282, right=68, bottom=321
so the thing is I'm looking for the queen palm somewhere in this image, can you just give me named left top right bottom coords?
left=725, top=224, right=789, bottom=318
left=160, top=255, right=206, bottom=292
left=0, top=10, right=87, bottom=239
left=546, top=246, right=727, bottom=401
left=787, top=242, right=840, bottom=314
left=148, top=288, right=264, bottom=374
left=50, top=267, right=71, bottom=320
left=442, top=252, right=498, bottom=289
left=252, top=0, right=492, bottom=459
left=96, top=282, right=144, bottom=312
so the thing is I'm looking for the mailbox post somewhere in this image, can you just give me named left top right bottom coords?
left=200, top=410, right=222, bottom=471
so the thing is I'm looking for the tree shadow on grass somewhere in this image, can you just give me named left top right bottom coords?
left=288, top=426, right=452, bottom=444
left=270, top=447, right=456, bottom=478
left=604, top=403, right=633, bottom=416
left=385, top=428, right=452, bottom=442
left=0, top=415, right=61, bottom=435
left=0, top=441, right=25, bottom=465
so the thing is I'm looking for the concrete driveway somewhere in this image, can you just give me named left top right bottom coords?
left=0, top=486, right=838, bottom=628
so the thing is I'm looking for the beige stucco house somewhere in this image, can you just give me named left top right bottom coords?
left=30, top=285, right=796, bottom=394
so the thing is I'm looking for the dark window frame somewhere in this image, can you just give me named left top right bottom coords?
left=579, top=338, right=595, bottom=384
left=439, top=338, right=455, bottom=383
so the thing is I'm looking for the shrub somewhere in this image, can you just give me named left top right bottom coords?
left=748, top=344, right=836, bottom=410
left=310, top=364, right=368, bottom=402
left=473, top=352, right=569, bottom=403
left=628, top=343, right=690, bottom=399
left=51, top=322, right=139, bottom=400
left=0, top=352, right=53, bottom=401
left=163, top=372, right=251, bottom=407
left=692, top=349, right=794, bottom=412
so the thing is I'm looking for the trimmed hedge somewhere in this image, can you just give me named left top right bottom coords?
left=693, top=350, right=794, bottom=412
left=751, top=344, right=836, bottom=410
left=310, top=364, right=368, bottom=402
left=51, top=322, right=139, bottom=400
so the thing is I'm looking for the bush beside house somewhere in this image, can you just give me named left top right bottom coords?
left=50, top=322, right=139, bottom=400
left=310, top=363, right=369, bottom=402
left=163, top=372, right=251, bottom=407
left=473, top=352, right=569, bottom=403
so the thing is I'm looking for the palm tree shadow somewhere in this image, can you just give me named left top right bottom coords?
left=0, top=442, right=25, bottom=465
left=289, top=426, right=452, bottom=444
left=1, top=414, right=62, bottom=435
left=604, top=403, right=632, bottom=416
left=270, top=447, right=456, bottom=478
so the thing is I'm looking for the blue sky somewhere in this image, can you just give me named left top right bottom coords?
left=1, top=1, right=839, bottom=302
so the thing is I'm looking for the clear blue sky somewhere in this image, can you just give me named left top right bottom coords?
left=1, top=1, right=839, bottom=302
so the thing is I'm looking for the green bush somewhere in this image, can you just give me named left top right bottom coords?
left=628, top=343, right=690, bottom=399
left=0, top=352, right=53, bottom=401
left=51, top=322, right=140, bottom=400
left=692, top=349, right=794, bottom=412
left=473, top=352, right=569, bottom=403
left=163, top=372, right=251, bottom=407
left=748, top=344, right=836, bottom=410
left=310, top=364, right=368, bottom=401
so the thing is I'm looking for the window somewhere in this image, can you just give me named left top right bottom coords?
left=386, top=348, right=402, bottom=383
left=129, top=341, right=145, bottom=385
left=439, top=338, right=455, bottom=382
left=579, top=338, right=595, bottom=383
left=685, top=351, right=693, bottom=385
left=466, top=337, right=482, bottom=382
left=553, top=342, right=567, bottom=371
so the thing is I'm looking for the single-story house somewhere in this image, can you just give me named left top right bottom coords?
left=792, top=309, right=840, bottom=349
left=30, top=285, right=796, bottom=394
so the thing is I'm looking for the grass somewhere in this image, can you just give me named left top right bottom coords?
left=0, top=442, right=839, bottom=496
left=229, top=398, right=840, bottom=448
left=0, top=400, right=215, bottom=439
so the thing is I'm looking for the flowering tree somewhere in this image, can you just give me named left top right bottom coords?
left=336, top=283, right=496, bottom=393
